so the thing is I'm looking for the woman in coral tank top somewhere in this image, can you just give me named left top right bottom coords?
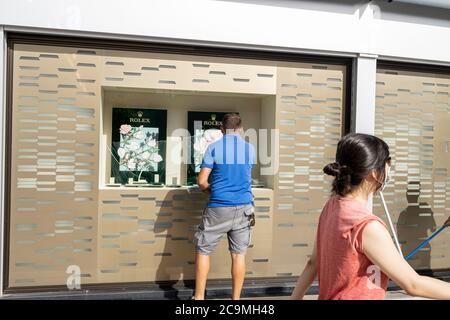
left=291, top=133, right=450, bottom=300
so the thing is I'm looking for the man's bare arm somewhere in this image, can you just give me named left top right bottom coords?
left=197, top=168, right=212, bottom=193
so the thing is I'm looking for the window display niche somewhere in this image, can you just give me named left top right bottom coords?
left=110, top=108, right=167, bottom=186
left=187, top=111, right=234, bottom=185
left=101, top=87, right=276, bottom=189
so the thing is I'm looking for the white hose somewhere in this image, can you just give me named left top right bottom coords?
left=379, top=191, right=403, bottom=255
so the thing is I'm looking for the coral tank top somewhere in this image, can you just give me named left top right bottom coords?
left=316, top=195, right=389, bottom=300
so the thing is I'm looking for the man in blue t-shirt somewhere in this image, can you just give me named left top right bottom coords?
left=193, top=113, right=256, bottom=300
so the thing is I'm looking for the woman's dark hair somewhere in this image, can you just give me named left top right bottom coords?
left=323, top=133, right=390, bottom=196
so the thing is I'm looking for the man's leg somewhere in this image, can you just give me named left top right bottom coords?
left=230, top=252, right=246, bottom=300
left=194, top=253, right=210, bottom=300
left=228, top=205, right=253, bottom=300
left=194, top=206, right=231, bottom=300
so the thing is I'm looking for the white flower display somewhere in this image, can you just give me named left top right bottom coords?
left=127, top=158, right=137, bottom=170
left=141, top=151, right=151, bottom=160
left=133, top=127, right=145, bottom=140
left=193, top=128, right=223, bottom=172
left=118, top=124, right=162, bottom=172
left=117, top=147, right=126, bottom=158
left=150, top=153, right=163, bottom=163
left=128, top=141, right=140, bottom=151
left=146, top=139, right=156, bottom=148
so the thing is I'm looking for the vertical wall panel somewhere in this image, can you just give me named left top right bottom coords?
left=375, top=68, right=450, bottom=270
left=272, top=63, right=346, bottom=276
left=10, top=45, right=101, bottom=286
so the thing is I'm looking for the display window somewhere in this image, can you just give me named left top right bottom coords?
left=187, top=111, right=232, bottom=185
left=4, top=34, right=349, bottom=291
left=375, top=65, right=450, bottom=271
left=110, top=108, right=167, bottom=186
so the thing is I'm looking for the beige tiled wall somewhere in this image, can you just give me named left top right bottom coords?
left=98, top=188, right=273, bottom=283
left=272, top=63, right=346, bottom=276
left=375, top=68, right=450, bottom=271
left=8, top=43, right=346, bottom=288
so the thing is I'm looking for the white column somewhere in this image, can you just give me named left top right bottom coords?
left=0, top=26, right=5, bottom=297
left=353, top=53, right=377, bottom=134
left=352, top=53, right=378, bottom=211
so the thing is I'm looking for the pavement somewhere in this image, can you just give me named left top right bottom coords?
left=0, top=278, right=438, bottom=300
left=239, top=290, right=428, bottom=300
left=1, top=289, right=428, bottom=300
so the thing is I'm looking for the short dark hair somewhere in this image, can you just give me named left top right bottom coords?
left=222, top=113, right=242, bottom=130
left=323, top=133, right=390, bottom=196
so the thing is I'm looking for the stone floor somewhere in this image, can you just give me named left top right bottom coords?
left=239, top=290, right=428, bottom=300
left=0, top=279, right=437, bottom=300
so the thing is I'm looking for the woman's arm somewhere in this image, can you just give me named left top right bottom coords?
left=362, top=221, right=450, bottom=299
left=290, top=240, right=318, bottom=300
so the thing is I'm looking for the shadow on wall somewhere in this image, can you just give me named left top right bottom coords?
left=397, top=181, right=436, bottom=273
left=154, top=189, right=206, bottom=299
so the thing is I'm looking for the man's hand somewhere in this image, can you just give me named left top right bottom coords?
left=202, top=187, right=211, bottom=194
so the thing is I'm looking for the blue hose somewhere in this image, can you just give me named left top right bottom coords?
left=404, top=225, right=448, bottom=261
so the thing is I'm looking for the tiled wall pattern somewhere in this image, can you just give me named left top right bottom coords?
left=98, top=188, right=273, bottom=283
left=375, top=68, right=450, bottom=270
left=9, top=43, right=346, bottom=287
left=10, top=47, right=100, bottom=287
left=272, top=63, right=346, bottom=276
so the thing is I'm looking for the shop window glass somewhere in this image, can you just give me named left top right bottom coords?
left=7, top=42, right=347, bottom=288
left=375, top=67, right=450, bottom=271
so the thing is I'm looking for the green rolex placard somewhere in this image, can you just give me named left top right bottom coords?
left=187, top=111, right=234, bottom=185
left=111, top=108, right=167, bottom=185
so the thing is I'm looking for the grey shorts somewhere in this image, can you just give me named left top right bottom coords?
left=194, top=204, right=254, bottom=256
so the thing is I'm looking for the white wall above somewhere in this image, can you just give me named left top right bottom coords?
left=0, top=0, right=450, bottom=64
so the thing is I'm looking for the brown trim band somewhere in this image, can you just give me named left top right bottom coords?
left=6, top=31, right=353, bottom=66
left=378, top=60, right=450, bottom=75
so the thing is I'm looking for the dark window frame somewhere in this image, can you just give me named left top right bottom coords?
left=378, top=60, right=450, bottom=76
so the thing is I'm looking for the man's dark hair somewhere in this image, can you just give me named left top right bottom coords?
left=222, top=113, right=242, bottom=130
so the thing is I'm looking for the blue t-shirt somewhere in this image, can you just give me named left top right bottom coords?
left=200, top=134, right=256, bottom=207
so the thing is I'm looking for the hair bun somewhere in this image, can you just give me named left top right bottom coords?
left=323, top=162, right=340, bottom=177
left=323, top=162, right=352, bottom=177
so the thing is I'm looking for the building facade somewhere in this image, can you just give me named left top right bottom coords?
left=0, top=0, right=449, bottom=297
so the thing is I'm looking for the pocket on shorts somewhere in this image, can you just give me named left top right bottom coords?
left=194, top=228, right=205, bottom=246
left=203, top=207, right=220, bottom=228
left=242, top=206, right=255, bottom=227
left=246, top=227, right=252, bottom=247
left=244, top=207, right=254, bottom=216
left=193, top=215, right=206, bottom=246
